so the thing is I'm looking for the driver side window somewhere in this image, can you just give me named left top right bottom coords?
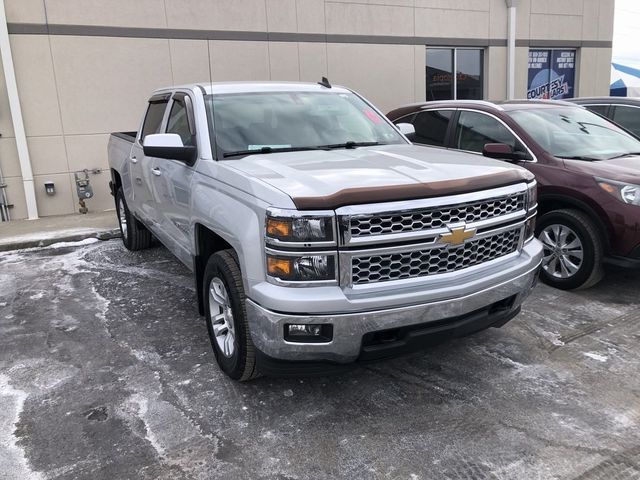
left=166, top=99, right=194, bottom=147
left=455, top=110, right=524, bottom=155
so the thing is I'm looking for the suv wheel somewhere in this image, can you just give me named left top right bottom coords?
left=203, top=250, right=259, bottom=381
left=536, top=209, right=604, bottom=290
left=115, top=188, right=152, bottom=251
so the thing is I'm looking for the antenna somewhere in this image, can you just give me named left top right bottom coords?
left=318, top=77, right=332, bottom=88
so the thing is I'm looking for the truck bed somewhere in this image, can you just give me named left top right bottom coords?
left=111, top=131, right=137, bottom=142
left=108, top=132, right=137, bottom=196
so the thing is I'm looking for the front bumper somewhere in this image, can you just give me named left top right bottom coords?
left=246, top=247, right=542, bottom=363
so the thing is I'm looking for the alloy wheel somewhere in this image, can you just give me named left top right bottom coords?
left=540, top=224, right=584, bottom=279
left=118, top=197, right=128, bottom=240
left=208, top=277, right=236, bottom=357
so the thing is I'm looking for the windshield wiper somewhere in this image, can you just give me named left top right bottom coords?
left=223, top=146, right=325, bottom=158
left=556, top=155, right=602, bottom=162
left=318, top=141, right=384, bottom=150
left=606, top=152, right=640, bottom=160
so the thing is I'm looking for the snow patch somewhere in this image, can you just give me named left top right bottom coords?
left=47, top=238, right=100, bottom=249
left=0, top=375, right=44, bottom=480
left=583, top=352, right=608, bottom=362
left=126, top=392, right=217, bottom=460
left=612, top=412, right=636, bottom=428
left=0, top=228, right=102, bottom=246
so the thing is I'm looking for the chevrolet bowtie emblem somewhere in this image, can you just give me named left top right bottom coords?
left=440, top=226, right=477, bottom=246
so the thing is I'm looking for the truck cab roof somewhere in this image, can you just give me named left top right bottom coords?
left=153, top=81, right=353, bottom=96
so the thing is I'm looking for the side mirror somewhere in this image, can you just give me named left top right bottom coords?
left=396, top=122, right=416, bottom=138
left=482, top=143, right=527, bottom=162
left=143, top=133, right=197, bottom=165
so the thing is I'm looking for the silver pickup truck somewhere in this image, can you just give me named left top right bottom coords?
left=108, top=81, right=542, bottom=381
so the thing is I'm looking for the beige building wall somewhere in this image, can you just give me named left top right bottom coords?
left=0, top=0, right=615, bottom=220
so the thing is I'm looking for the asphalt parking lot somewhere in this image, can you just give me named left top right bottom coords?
left=1, top=239, right=639, bottom=480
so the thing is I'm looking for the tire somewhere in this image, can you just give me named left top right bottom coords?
left=536, top=209, right=604, bottom=290
left=203, top=250, right=259, bottom=381
left=115, top=188, right=152, bottom=251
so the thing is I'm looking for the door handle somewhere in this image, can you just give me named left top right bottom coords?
left=130, top=156, right=138, bottom=164
left=151, top=167, right=162, bottom=176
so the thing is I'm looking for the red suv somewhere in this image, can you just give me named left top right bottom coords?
left=387, top=100, right=640, bottom=290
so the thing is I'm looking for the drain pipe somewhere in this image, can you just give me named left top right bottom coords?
left=0, top=0, right=38, bottom=219
left=0, top=160, right=9, bottom=221
left=506, top=0, right=517, bottom=100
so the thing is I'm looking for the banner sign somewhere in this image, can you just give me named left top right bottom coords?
left=527, top=49, right=575, bottom=100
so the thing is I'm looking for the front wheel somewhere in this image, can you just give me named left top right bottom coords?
left=536, top=209, right=604, bottom=290
left=203, top=250, right=259, bottom=381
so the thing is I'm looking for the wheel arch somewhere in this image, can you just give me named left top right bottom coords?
left=110, top=168, right=122, bottom=197
left=193, top=224, right=235, bottom=316
left=537, top=193, right=612, bottom=252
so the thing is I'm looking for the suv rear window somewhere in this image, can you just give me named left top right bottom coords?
left=584, top=104, right=609, bottom=116
left=410, top=110, right=453, bottom=147
left=612, top=106, right=640, bottom=137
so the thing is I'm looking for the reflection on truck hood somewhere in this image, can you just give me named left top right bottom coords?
left=225, top=144, right=534, bottom=209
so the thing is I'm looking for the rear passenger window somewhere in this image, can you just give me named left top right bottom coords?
left=612, top=106, right=640, bottom=137
left=166, top=100, right=194, bottom=146
left=454, top=111, right=522, bottom=154
left=584, top=105, right=609, bottom=117
left=410, top=110, right=453, bottom=147
left=141, top=101, right=168, bottom=142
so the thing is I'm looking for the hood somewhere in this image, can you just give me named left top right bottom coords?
left=563, top=155, right=640, bottom=185
left=226, top=144, right=533, bottom=209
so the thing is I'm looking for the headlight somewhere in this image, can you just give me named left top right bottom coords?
left=526, top=181, right=537, bottom=210
left=266, top=209, right=335, bottom=244
left=266, top=253, right=336, bottom=282
left=596, top=177, right=640, bottom=206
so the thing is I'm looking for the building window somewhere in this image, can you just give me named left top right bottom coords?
left=527, top=49, right=576, bottom=99
left=425, top=48, right=484, bottom=101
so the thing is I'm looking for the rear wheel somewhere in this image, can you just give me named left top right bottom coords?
left=203, top=250, right=259, bottom=381
left=536, top=209, right=604, bottom=290
left=115, top=188, right=152, bottom=251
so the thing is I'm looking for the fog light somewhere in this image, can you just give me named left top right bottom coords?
left=285, top=324, right=333, bottom=343
left=288, top=324, right=321, bottom=336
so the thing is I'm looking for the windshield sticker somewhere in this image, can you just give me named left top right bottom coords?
left=363, top=108, right=382, bottom=124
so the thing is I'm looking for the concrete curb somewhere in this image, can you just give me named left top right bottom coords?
left=0, top=228, right=122, bottom=252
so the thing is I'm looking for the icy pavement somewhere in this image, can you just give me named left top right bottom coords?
left=1, top=239, right=639, bottom=479
left=0, top=211, right=119, bottom=252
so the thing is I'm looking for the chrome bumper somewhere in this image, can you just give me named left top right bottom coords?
left=246, top=243, right=542, bottom=363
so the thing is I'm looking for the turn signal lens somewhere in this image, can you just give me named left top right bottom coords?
left=266, top=218, right=291, bottom=238
left=598, top=182, right=617, bottom=194
left=267, top=256, right=292, bottom=276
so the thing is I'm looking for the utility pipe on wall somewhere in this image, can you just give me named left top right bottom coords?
left=506, top=0, right=518, bottom=100
left=0, top=0, right=38, bottom=219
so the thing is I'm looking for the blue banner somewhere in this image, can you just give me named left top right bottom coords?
left=527, top=49, right=575, bottom=100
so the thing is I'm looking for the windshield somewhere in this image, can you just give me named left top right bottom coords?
left=507, top=107, right=640, bottom=160
left=204, top=91, right=406, bottom=158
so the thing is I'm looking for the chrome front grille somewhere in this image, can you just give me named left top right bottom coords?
left=351, top=227, right=522, bottom=285
left=349, top=193, right=525, bottom=238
